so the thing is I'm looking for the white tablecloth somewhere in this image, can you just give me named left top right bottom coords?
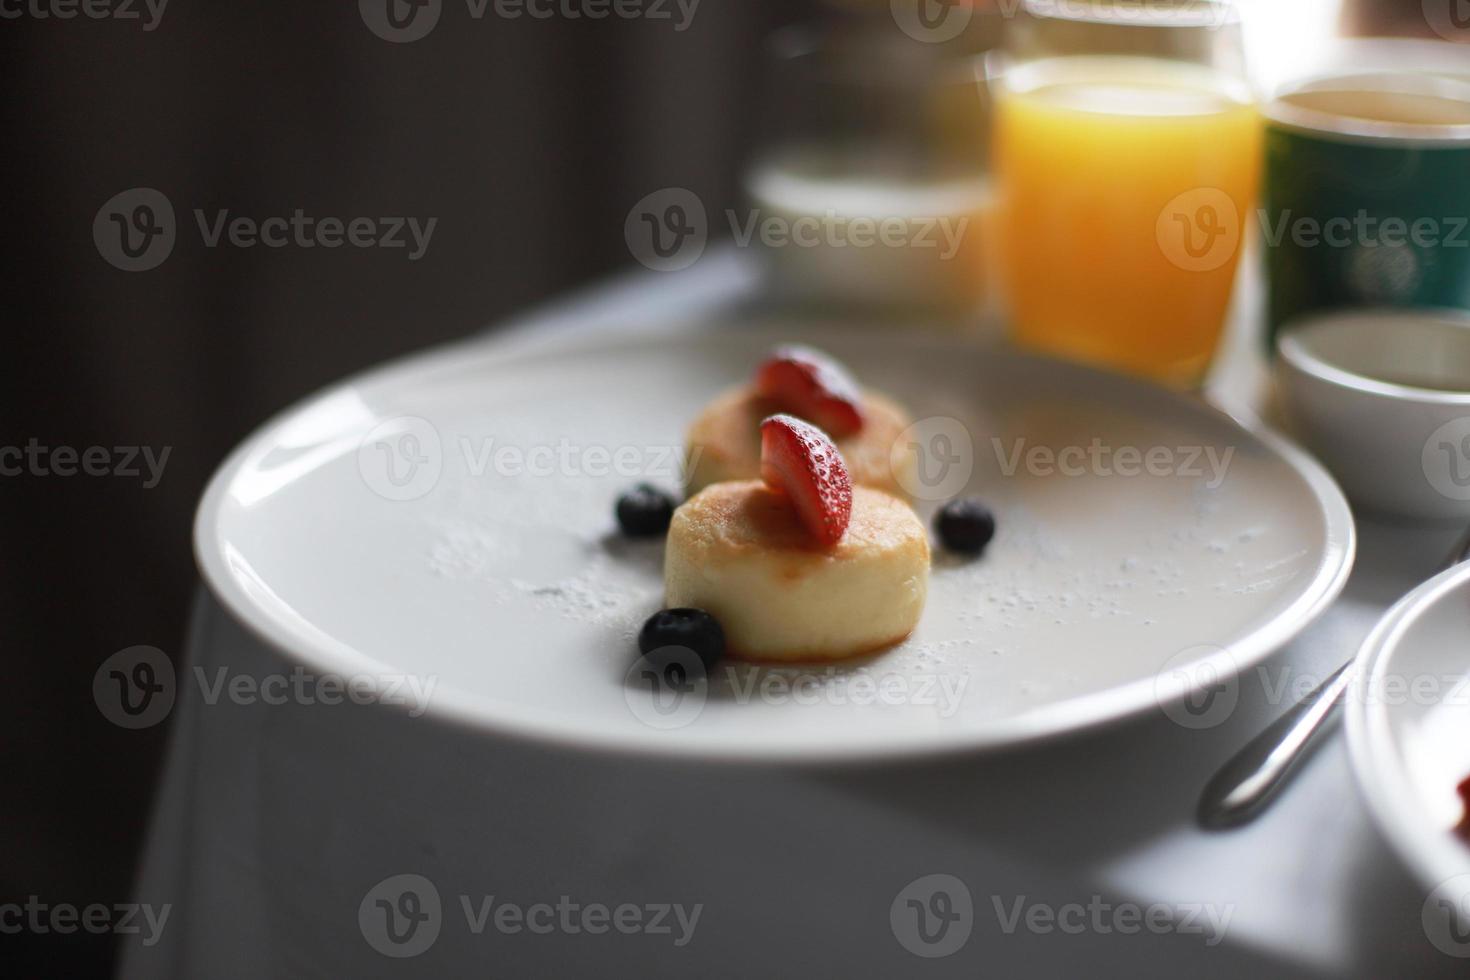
left=122, top=249, right=1470, bottom=978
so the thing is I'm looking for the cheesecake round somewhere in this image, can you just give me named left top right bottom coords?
left=684, top=386, right=916, bottom=500
left=664, top=480, right=929, bottom=662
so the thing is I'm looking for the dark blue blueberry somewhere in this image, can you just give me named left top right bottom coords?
left=935, top=497, right=995, bottom=556
left=638, top=608, right=725, bottom=670
left=616, top=483, right=676, bottom=537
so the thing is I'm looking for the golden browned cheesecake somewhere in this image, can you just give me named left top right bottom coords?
left=684, top=386, right=916, bottom=501
left=664, top=480, right=929, bottom=661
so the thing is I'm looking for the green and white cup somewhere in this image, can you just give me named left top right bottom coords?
left=1262, top=69, right=1470, bottom=342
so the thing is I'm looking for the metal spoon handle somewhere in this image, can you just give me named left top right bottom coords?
left=1197, top=526, right=1470, bottom=831
left=1197, top=660, right=1354, bottom=829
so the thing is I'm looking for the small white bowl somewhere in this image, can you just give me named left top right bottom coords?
left=1276, top=309, right=1470, bottom=521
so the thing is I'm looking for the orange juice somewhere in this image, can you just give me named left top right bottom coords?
left=995, top=56, right=1260, bottom=385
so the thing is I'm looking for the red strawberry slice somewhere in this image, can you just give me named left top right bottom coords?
left=754, top=345, right=865, bottom=438
left=759, top=414, right=853, bottom=548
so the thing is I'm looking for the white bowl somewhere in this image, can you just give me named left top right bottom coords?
left=1276, top=309, right=1470, bottom=522
left=1345, top=561, right=1470, bottom=951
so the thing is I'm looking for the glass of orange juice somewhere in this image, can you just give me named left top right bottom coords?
left=993, top=0, right=1259, bottom=387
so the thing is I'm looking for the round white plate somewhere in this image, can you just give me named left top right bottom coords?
left=1346, top=562, right=1470, bottom=943
left=196, top=326, right=1353, bottom=762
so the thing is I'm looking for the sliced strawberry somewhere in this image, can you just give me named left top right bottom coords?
left=753, top=345, right=865, bottom=438
left=759, top=414, right=853, bottom=548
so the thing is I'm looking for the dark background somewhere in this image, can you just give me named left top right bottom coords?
left=2, top=3, right=816, bottom=974
left=0, top=0, right=1444, bottom=976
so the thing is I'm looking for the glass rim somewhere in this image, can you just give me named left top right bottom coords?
left=989, top=53, right=1253, bottom=106
left=1020, top=0, right=1241, bottom=30
left=1263, top=71, right=1470, bottom=145
left=762, top=22, right=990, bottom=93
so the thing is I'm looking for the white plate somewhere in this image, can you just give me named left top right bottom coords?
left=195, top=326, right=1353, bottom=762
left=1346, top=563, right=1470, bottom=943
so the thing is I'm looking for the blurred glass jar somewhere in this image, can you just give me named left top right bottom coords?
left=741, top=12, right=1003, bottom=320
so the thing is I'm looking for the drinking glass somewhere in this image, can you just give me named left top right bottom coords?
left=742, top=17, right=1001, bottom=318
left=993, top=0, right=1258, bottom=386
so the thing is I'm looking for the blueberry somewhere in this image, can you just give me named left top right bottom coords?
left=616, top=483, right=676, bottom=537
left=638, top=608, right=725, bottom=670
left=935, top=497, right=995, bottom=555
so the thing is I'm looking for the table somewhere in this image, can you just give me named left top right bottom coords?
left=121, top=248, right=1468, bottom=978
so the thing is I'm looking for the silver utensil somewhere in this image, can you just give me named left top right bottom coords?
left=1197, top=525, right=1470, bottom=830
